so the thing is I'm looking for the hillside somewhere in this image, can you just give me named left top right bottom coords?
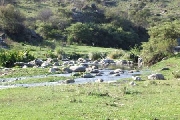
left=0, top=0, right=179, bottom=67
left=0, top=0, right=179, bottom=50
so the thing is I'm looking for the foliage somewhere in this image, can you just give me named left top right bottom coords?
left=0, top=49, right=34, bottom=67
left=129, top=45, right=142, bottom=62
left=35, top=21, right=62, bottom=40
left=66, top=23, right=139, bottom=49
left=88, top=52, right=106, bottom=60
left=0, top=4, right=25, bottom=33
left=68, top=52, right=81, bottom=60
left=37, top=8, right=53, bottom=22
left=107, top=49, right=125, bottom=59
left=66, top=22, right=92, bottom=45
left=141, top=20, right=180, bottom=65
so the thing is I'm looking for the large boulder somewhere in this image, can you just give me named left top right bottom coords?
left=69, top=66, right=86, bottom=72
left=148, top=73, right=165, bottom=80
left=34, top=59, right=43, bottom=66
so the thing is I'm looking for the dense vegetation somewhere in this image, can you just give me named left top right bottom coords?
left=0, top=0, right=180, bottom=65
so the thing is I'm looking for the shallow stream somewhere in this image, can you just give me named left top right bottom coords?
left=0, top=68, right=146, bottom=89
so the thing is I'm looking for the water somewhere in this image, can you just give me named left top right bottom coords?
left=0, top=69, right=143, bottom=89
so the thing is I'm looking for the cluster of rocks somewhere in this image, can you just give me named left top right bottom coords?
left=13, top=57, right=166, bottom=84
left=14, top=57, right=134, bottom=71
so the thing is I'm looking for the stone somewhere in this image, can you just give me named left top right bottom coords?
left=91, top=65, right=98, bottom=69
left=14, top=62, right=25, bottom=66
left=63, top=79, right=75, bottom=84
left=48, top=68, right=56, bottom=73
left=24, top=63, right=34, bottom=67
left=116, top=60, right=127, bottom=66
left=69, top=66, right=86, bottom=72
left=78, top=58, right=86, bottom=63
left=109, top=71, right=115, bottom=74
left=90, top=69, right=99, bottom=73
left=100, top=59, right=115, bottom=64
left=34, top=59, right=43, bottom=66
left=96, top=72, right=102, bottom=76
left=95, top=78, right=104, bottom=83
left=22, top=65, right=28, bottom=68
left=161, top=67, right=170, bottom=71
left=148, top=73, right=165, bottom=80
left=82, top=73, right=94, bottom=78
left=62, top=67, right=72, bottom=73
left=41, top=62, right=50, bottom=68
left=113, top=73, right=120, bottom=76
left=132, top=76, right=141, bottom=81
left=52, top=66, right=60, bottom=71
left=114, top=69, right=124, bottom=73
left=53, top=62, right=59, bottom=66
left=129, top=81, right=136, bottom=86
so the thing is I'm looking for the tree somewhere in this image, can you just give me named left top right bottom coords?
left=141, top=20, right=180, bottom=65
left=0, top=4, right=24, bottom=33
left=65, top=22, right=139, bottom=49
left=65, top=22, right=92, bottom=45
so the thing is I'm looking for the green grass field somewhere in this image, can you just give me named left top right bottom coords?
left=0, top=56, right=180, bottom=119
left=0, top=80, right=180, bottom=120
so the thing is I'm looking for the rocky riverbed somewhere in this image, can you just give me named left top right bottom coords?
left=0, top=57, right=165, bottom=89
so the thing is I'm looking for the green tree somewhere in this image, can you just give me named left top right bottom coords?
left=65, top=22, right=92, bottom=45
left=141, top=20, right=180, bottom=65
left=66, top=22, right=139, bottom=49
left=0, top=4, right=24, bottom=33
left=35, top=21, right=62, bottom=40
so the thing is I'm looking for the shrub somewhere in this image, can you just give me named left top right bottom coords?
left=107, top=50, right=125, bottom=59
left=0, top=4, right=25, bottom=34
left=46, top=50, right=57, bottom=58
left=88, top=52, right=106, bottom=60
left=0, top=49, right=34, bottom=67
left=68, top=52, right=81, bottom=60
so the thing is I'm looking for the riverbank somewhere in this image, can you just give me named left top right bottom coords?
left=0, top=57, right=180, bottom=119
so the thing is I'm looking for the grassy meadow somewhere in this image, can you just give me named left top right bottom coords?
left=0, top=56, right=180, bottom=119
left=0, top=80, right=180, bottom=120
left=8, top=40, right=120, bottom=59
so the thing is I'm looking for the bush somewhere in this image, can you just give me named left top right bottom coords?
left=0, top=49, right=34, bottom=67
left=0, top=4, right=25, bottom=34
left=107, top=50, right=125, bottom=59
left=46, top=50, right=57, bottom=58
left=68, top=52, right=81, bottom=60
left=88, top=52, right=106, bottom=60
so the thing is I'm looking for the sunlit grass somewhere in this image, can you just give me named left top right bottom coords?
left=0, top=80, right=180, bottom=119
